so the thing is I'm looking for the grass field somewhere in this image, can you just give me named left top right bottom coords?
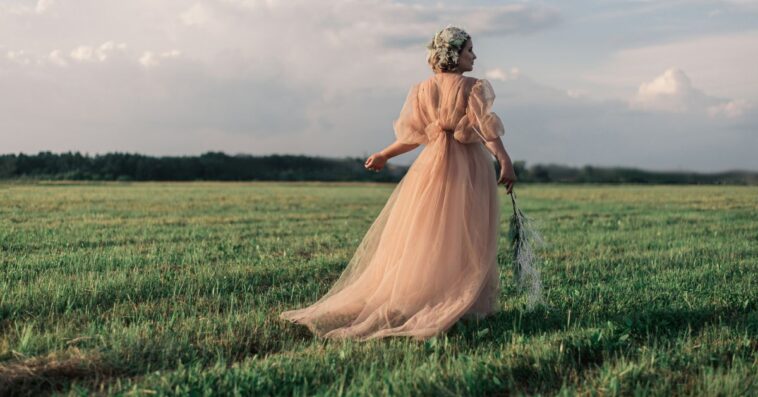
left=1, top=181, right=756, bottom=396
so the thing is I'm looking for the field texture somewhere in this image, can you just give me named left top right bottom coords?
left=1, top=181, right=756, bottom=396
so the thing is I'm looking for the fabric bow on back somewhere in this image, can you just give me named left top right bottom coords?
left=424, top=120, right=456, bottom=142
left=424, top=119, right=497, bottom=145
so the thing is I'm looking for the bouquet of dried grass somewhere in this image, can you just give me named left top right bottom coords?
left=507, top=190, right=544, bottom=310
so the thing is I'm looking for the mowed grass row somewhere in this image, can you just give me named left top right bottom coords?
left=0, top=181, right=756, bottom=396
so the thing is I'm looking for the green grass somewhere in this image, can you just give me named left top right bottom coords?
left=1, top=181, right=756, bottom=396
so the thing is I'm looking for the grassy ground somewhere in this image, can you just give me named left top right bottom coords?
left=0, top=181, right=756, bottom=396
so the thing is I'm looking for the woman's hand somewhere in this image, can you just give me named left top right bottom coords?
left=364, top=152, right=388, bottom=172
left=498, top=157, right=517, bottom=194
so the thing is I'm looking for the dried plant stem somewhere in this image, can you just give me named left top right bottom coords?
left=507, top=190, right=544, bottom=310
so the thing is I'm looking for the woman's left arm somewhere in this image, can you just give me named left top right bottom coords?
left=483, top=138, right=516, bottom=193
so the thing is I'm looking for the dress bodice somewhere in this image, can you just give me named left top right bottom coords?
left=393, top=73, right=505, bottom=145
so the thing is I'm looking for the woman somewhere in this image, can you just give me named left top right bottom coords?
left=279, top=26, right=517, bottom=341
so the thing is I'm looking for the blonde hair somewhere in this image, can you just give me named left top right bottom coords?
left=426, top=26, right=471, bottom=73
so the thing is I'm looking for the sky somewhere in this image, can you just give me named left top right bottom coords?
left=1, top=0, right=757, bottom=172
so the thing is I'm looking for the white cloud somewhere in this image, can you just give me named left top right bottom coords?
left=138, top=51, right=158, bottom=67
left=6, top=50, right=32, bottom=65
left=48, top=49, right=67, bottom=66
left=69, top=41, right=126, bottom=62
left=630, top=68, right=697, bottom=113
left=217, top=0, right=278, bottom=10
left=180, top=3, right=211, bottom=26
left=485, top=67, right=520, bottom=82
left=70, top=45, right=94, bottom=61
left=0, top=0, right=55, bottom=15
left=565, top=89, right=587, bottom=99
left=139, top=49, right=182, bottom=67
left=629, top=68, right=750, bottom=119
left=586, top=30, right=758, bottom=102
left=97, top=41, right=127, bottom=61
left=708, top=99, right=752, bottom=119
left=161, top=49, right=181, bottom=58
left=35, top=0, right=54, bottom=14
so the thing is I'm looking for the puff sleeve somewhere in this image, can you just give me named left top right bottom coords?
left=393, top=84, right=428, bottom=145
left=466, top=79, right=505, bottom=142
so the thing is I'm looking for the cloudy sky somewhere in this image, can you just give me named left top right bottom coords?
left=1, top=0, right=757, bottom=172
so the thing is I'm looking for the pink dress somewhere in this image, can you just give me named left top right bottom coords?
left=279, top=73, right=506, bottom=341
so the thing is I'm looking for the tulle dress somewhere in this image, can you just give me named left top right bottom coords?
left=279, top=73, right=506, bottom=341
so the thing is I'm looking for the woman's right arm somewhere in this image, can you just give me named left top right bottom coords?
left=367, top=82, right=425, bottom=172
left=364, top=141, right=420, bottom=172
left=380, top=141, right=420, bottom=160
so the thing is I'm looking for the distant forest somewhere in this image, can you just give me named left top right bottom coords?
left=1, top=151, right=756, bottom=185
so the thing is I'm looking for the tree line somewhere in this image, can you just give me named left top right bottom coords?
left=0, top=151, right=756, bottom=185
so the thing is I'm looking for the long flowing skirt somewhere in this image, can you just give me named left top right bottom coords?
left=279, top=133, right=501, bottom=341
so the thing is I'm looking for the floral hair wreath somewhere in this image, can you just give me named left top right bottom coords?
left=426, top=25, right=471, bottom=71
